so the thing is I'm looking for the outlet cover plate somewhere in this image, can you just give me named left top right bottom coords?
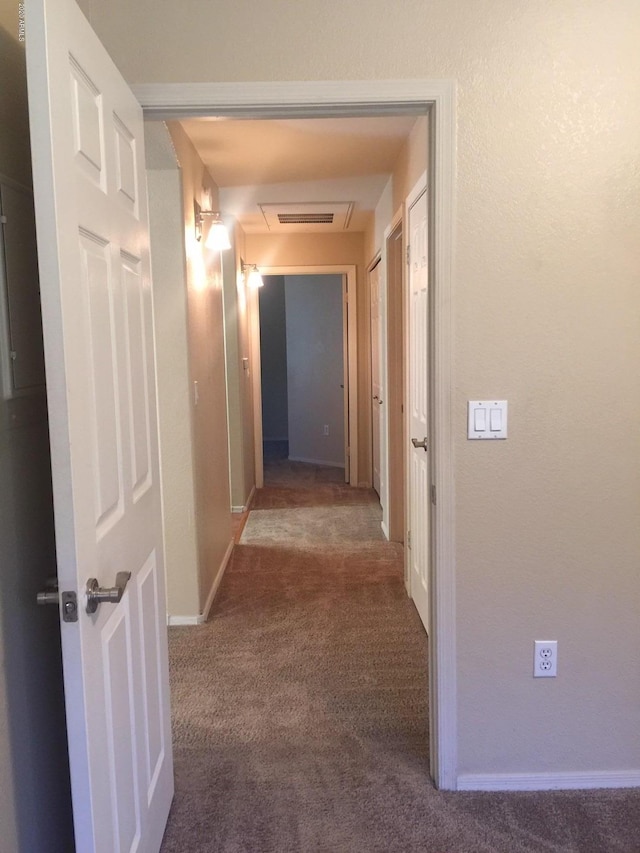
left=534, top=640, right=557, bottom=677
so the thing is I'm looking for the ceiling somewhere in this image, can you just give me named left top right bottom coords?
left=179, top=116, right=418, bottom=234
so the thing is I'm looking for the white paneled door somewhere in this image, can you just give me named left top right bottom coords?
left=26, top=1, right=173, bottom=850
left=370, top=260, right=382, bottom=497
left=408, top=187, right=430, bottom=633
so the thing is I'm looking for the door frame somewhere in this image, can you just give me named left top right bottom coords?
left=134, top=79, right=457, bottom=791
left=367, top=254, right=384, bottom=505
left=253, top=265, right=358, bottom=488
left=384, top=214, right=405, bottom=544
left=405, top=174, right=429, bottom=627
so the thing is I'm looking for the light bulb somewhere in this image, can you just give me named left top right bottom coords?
left=205, top=221, right=231, bottom=251
left=246, top=267, right=263, bottom=289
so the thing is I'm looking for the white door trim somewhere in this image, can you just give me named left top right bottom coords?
left=367, top=255, right=384, bottom=515
left=254, top=265, right=358, bottom=488
left=135, top=79, right=457, bottom=791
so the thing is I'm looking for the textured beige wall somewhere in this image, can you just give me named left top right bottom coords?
left=391, top=115, right=429, bottom=216
left=365, top=176, right=393, bottom=268
left=146, top=125, right=201, bottom=618
left=364, top=114, right=428, bottom=298
left=167, top=123, right=233, bottom=613
left=75, top=0, right=640, bottom=779
left=246, top=232, right=371, bottom=485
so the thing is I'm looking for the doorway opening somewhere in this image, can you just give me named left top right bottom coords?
left=139, top=83, right=456, bottom=790
left=253, top=265, right=359, bottom=489
left=259, top=273, right=348, bottom=481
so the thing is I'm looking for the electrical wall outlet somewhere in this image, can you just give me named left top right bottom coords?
left=323, top=424, right=329, bottom=435
left=533, top=640, right=557, bottom=677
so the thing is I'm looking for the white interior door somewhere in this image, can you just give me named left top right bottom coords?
left=370, top=261, right=382, bottom=496
left=26, top=1, right=174, bottom=850
left=408, top=187, right=430, bottom=633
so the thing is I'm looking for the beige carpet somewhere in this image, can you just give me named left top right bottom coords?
left=160, top=461, right=640, bottom=852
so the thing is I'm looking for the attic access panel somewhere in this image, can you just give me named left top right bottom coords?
left=259, top=202, right=354, bottom=232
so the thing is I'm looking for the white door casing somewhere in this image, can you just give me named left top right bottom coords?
left=408, top=184, right=430, bottom=634
left=370, top=259, right=382, bottom=497
left=252, top=264, right=358, bottom=487
left=25, top=1, right=174, bottom=849
left=342, top=276, right=350, bottom=484
left=114, top=81, right=457, bottom=791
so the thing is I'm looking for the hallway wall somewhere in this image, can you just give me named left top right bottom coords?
left=166, top=123, right=233, bottom=616
left=146, top=121, right=233, bottom=620
left=145, top=123, right=201, bottom=619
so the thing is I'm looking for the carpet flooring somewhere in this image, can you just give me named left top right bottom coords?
left=160, top=461, right=640, bottom=853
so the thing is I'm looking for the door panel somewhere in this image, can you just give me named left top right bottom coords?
left=26, top=1, right=173, bottom=850
left=408, top=188, right=430, bottom=633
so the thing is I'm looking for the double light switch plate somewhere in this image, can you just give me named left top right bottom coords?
left=468, top=400, right=508, bottom=439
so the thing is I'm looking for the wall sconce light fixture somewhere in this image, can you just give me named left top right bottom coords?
left=195, top=202, right=231, bottom=251
left=242, top=263, right=264, bottom=289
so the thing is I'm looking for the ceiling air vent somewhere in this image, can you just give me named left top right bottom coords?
left=259, top=202, right=354, bottom=232
left=278, top=213, right=334, bottom=224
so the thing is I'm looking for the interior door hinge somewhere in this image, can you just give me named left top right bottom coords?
left=407, top=530, right=411, bottom=548
left=0, top=215, right=7, bottom=224
left=406, top=244, right=411, bottom=266
left=431, top=484, right=436, bottom=505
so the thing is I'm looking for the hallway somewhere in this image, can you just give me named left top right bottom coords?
left=161, top=460, right=431, bottom=851
left=160, top=463, right=640, bottom=853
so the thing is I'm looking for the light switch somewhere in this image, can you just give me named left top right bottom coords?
left=468, top=401, right=508, bottom=439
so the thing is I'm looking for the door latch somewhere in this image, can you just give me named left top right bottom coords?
left=36, top=579, right=78, bottom=622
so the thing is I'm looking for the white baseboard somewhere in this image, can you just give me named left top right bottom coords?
left=167, top=614, right=200, bottom=626
left=288, top=455, right=345, bottom=468
left=231, top=485, right=256, bottom=515
left=381, top=520, right=390, bottom=540
left=358, top=480, right=372, bottom=489
left=457, top=771, right=640, bottom=792
left=167, top=537, right=234, bottom=627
